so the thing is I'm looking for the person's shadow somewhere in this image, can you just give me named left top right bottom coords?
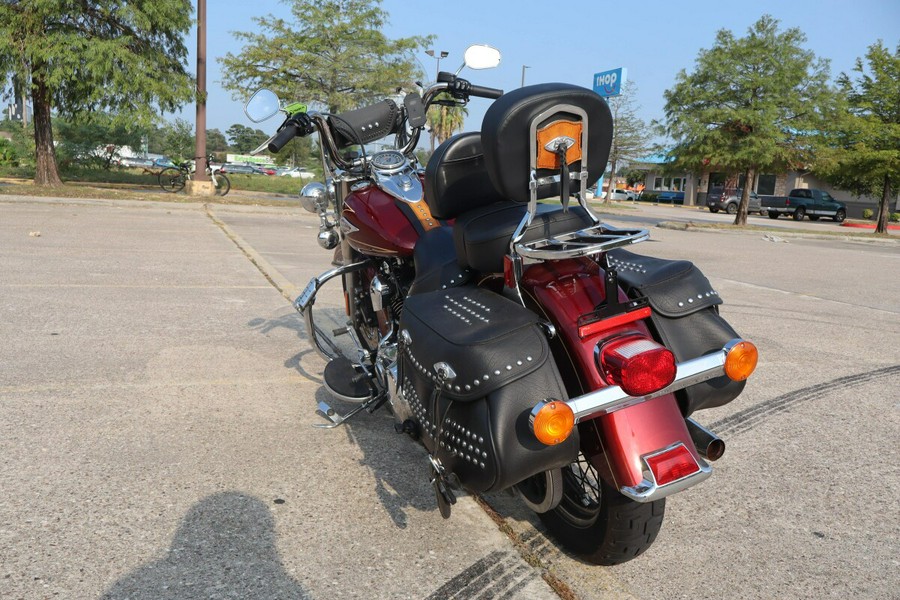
left=102, top=492, right=311, bottom=600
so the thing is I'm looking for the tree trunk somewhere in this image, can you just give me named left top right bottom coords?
left=734, top=166, right=754, bottom=226
left=31, top=72, right=62, bottom=187
left=875, top=174, right=891, bottom=234
left=605, top=158, right=617, bottom=204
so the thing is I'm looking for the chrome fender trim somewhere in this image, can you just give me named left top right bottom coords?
left=620, top=442, right=713, bottom=503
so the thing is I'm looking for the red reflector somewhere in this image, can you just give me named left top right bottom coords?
left=645, top=444, right=700, bottom=486
left=598, top=335, right=676, bottom=396
left=578, top=306, right=652, bottom=339
left=503, top=255, right=516, bottom=289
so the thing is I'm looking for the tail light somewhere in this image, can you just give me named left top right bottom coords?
left=597, top=335, right=676, bottom=397
left=644, top=443, right=700, bottom=486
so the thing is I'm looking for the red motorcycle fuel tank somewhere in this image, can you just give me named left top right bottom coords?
left=341, top=183, right=438, bottom=258
left=521, top=258, right=702, bottom=490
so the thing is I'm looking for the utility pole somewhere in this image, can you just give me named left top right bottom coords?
left=191, top=0, right=210, bottom=192
left=521, top=65, right=530, bottom=87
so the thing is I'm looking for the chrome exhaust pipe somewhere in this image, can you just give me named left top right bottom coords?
left=686, top=418, right=725, bottom=461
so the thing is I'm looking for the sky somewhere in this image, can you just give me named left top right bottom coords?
left=182, top=0, right=899, bottom=140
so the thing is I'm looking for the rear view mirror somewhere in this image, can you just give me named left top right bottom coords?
left=244, top=89, right=281, bottom=123
left=464, top=45, right=501, bottom=70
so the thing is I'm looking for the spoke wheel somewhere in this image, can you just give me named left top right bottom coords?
left=213, top=173, right=231, bottom=197
left=537, top=453, right=665, bottom=565
left=158, top=167, right=186, bottom=193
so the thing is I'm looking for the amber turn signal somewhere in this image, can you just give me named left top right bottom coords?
left=724, top=341, right=758, bottom=381
left=530, top=400, right=575, bottom=446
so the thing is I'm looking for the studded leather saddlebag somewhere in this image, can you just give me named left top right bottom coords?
left=607, top=249, right=745, bottom=416
left=398, top=286, right=579, bottom=493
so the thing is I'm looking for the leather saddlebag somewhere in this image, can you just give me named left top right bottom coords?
left=607, top=249, right=745, bottom=416
left=398, top=286, right=579, bottom=493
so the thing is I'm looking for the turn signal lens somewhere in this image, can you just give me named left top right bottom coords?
left=645, top=443, right=701, bottom=486
left=724, top=341, right=758, bottom=381
left=598, top=335, right=676, bottom=397
left=530, top=400, right=575, bottom=446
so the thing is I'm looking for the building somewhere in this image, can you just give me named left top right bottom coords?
left=633, top=157, right=898, bottom=218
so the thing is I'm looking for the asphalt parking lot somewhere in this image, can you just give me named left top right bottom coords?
left=1, top=195, right=898, bottom=599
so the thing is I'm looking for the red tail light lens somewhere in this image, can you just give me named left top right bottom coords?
left=645, top=443, right=700, bottom=486
left=597, top=335, right=676, bottom=397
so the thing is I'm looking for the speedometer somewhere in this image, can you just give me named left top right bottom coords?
left=371, top=150, right=406, bottom=171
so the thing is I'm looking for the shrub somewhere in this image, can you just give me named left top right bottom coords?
left=890, top=212, right=900, bottom=223
left=862, top=208, right=873, bottom=220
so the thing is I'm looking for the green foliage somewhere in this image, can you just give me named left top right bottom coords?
left=226, top=124, right=270, bottom=154
left=661, top=15, right=834, bottom=176
left=219, top=0, right=432, bottom=113
left=816, top=41, right=899, bottom=234
left=891, top=212, right=900, bottom=223
left=603, top=84, right=651, bottom=202
left=862, top=208, right=874, bottom=220
left=206, top=129, right=229, bottom=154
left=0, top=1, right=196, bottom=183
left=427, top=95, right=468, bottom=150
left=0, top=1, right=194, bottom=125
left=56, top=114, right=143, bottom=169
left=0, top=137, right=17, bottom=165
left=162, top=118, right=195, bottom=162
left=0, top=120, right=33, bottom=166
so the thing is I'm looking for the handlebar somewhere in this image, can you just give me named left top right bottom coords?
left=264, top=76, right=504, bottom=170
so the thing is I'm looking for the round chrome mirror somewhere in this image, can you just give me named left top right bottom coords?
left=244, top=89, right=281, bottom=123
left=463, top=45, right=501, bottom=70
left=299, top=181, right=328, bottom=213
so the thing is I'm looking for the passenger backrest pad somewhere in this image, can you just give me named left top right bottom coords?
left=480, top=83, right=613, bottom=204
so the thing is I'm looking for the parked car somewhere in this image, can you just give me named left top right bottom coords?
left=223, top=163, right=270, bottom=175
left=118, top=157, right=155, bottom=168
left=761, top=188, right=847, bottom=222
left=278, top=166, right=316, bottom=179
left=707, top=188, right=763, bottom=215
left=152, top=157, right=176, bottom=168
left=657, top=191, right=685, bottom=205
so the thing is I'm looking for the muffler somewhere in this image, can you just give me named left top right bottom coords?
left=686, top=418, right=725, bottom=461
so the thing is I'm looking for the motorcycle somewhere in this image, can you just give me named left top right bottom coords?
left=244, top=44, right=758, bottom=565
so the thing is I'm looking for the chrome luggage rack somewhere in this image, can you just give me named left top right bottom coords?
left=515, top=221, right=648, bottom=260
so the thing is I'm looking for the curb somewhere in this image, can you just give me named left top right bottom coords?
left=655, top=221, right=899, bottom=244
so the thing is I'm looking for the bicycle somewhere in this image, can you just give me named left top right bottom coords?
left=158, top=156, right=231, bottom=196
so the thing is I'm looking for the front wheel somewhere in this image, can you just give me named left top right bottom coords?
left=158, top=167, right=185, bottom=193
left=768, top=211, right=780, bottom=219
left=213, top=173, right=231, bottom=197
left=833, top=209, right=846, bottom=223
left=537, top=453, right=665, bottom=565
left=793, top=207, right=806, bottom=221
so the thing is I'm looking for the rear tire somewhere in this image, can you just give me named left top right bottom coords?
left=708, top=207, right=719, bottom=213
left=158, top=167, right=185, bottom=193
left=725, top=203, right=738, bottom=215
left=537, top=453, right=665, bottom=565
left=214, top=173, right=231, bottom=197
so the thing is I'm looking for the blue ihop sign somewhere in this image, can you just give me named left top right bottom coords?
left=593, top=68, right=627, bottom=97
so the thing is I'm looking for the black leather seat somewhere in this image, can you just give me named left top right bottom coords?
left=407, top=225, right=472, bottom=296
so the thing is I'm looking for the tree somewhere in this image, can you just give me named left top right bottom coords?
left=661, top=15, right=834, bottom=225
left=56, top=114, right=143, bottom=169
left=206, top=128, right=229, bottom=154
left=219, top=0, right=431, bottom=113
left=0, top=1, right=194, bottom=186
left=602, top=84, right=651, bottom=203
left=163, top=118, right=195, bottom=162
left=818, top=41, right=899, bottom=234
left=226, top=124, right=270, bottom=154
left=426, top=99, right=468, bottom=151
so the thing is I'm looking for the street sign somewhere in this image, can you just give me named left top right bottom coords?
left=593, top=68, right=627, bottom=97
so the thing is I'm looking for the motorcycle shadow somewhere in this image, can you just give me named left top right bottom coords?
left=314, top=385, right=441, bottom=530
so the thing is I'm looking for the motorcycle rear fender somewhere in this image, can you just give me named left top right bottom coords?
left=521, top=258, right=703, bottom=491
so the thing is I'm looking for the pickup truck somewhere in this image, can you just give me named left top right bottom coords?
left=760, top=188, right=847, bottom=222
